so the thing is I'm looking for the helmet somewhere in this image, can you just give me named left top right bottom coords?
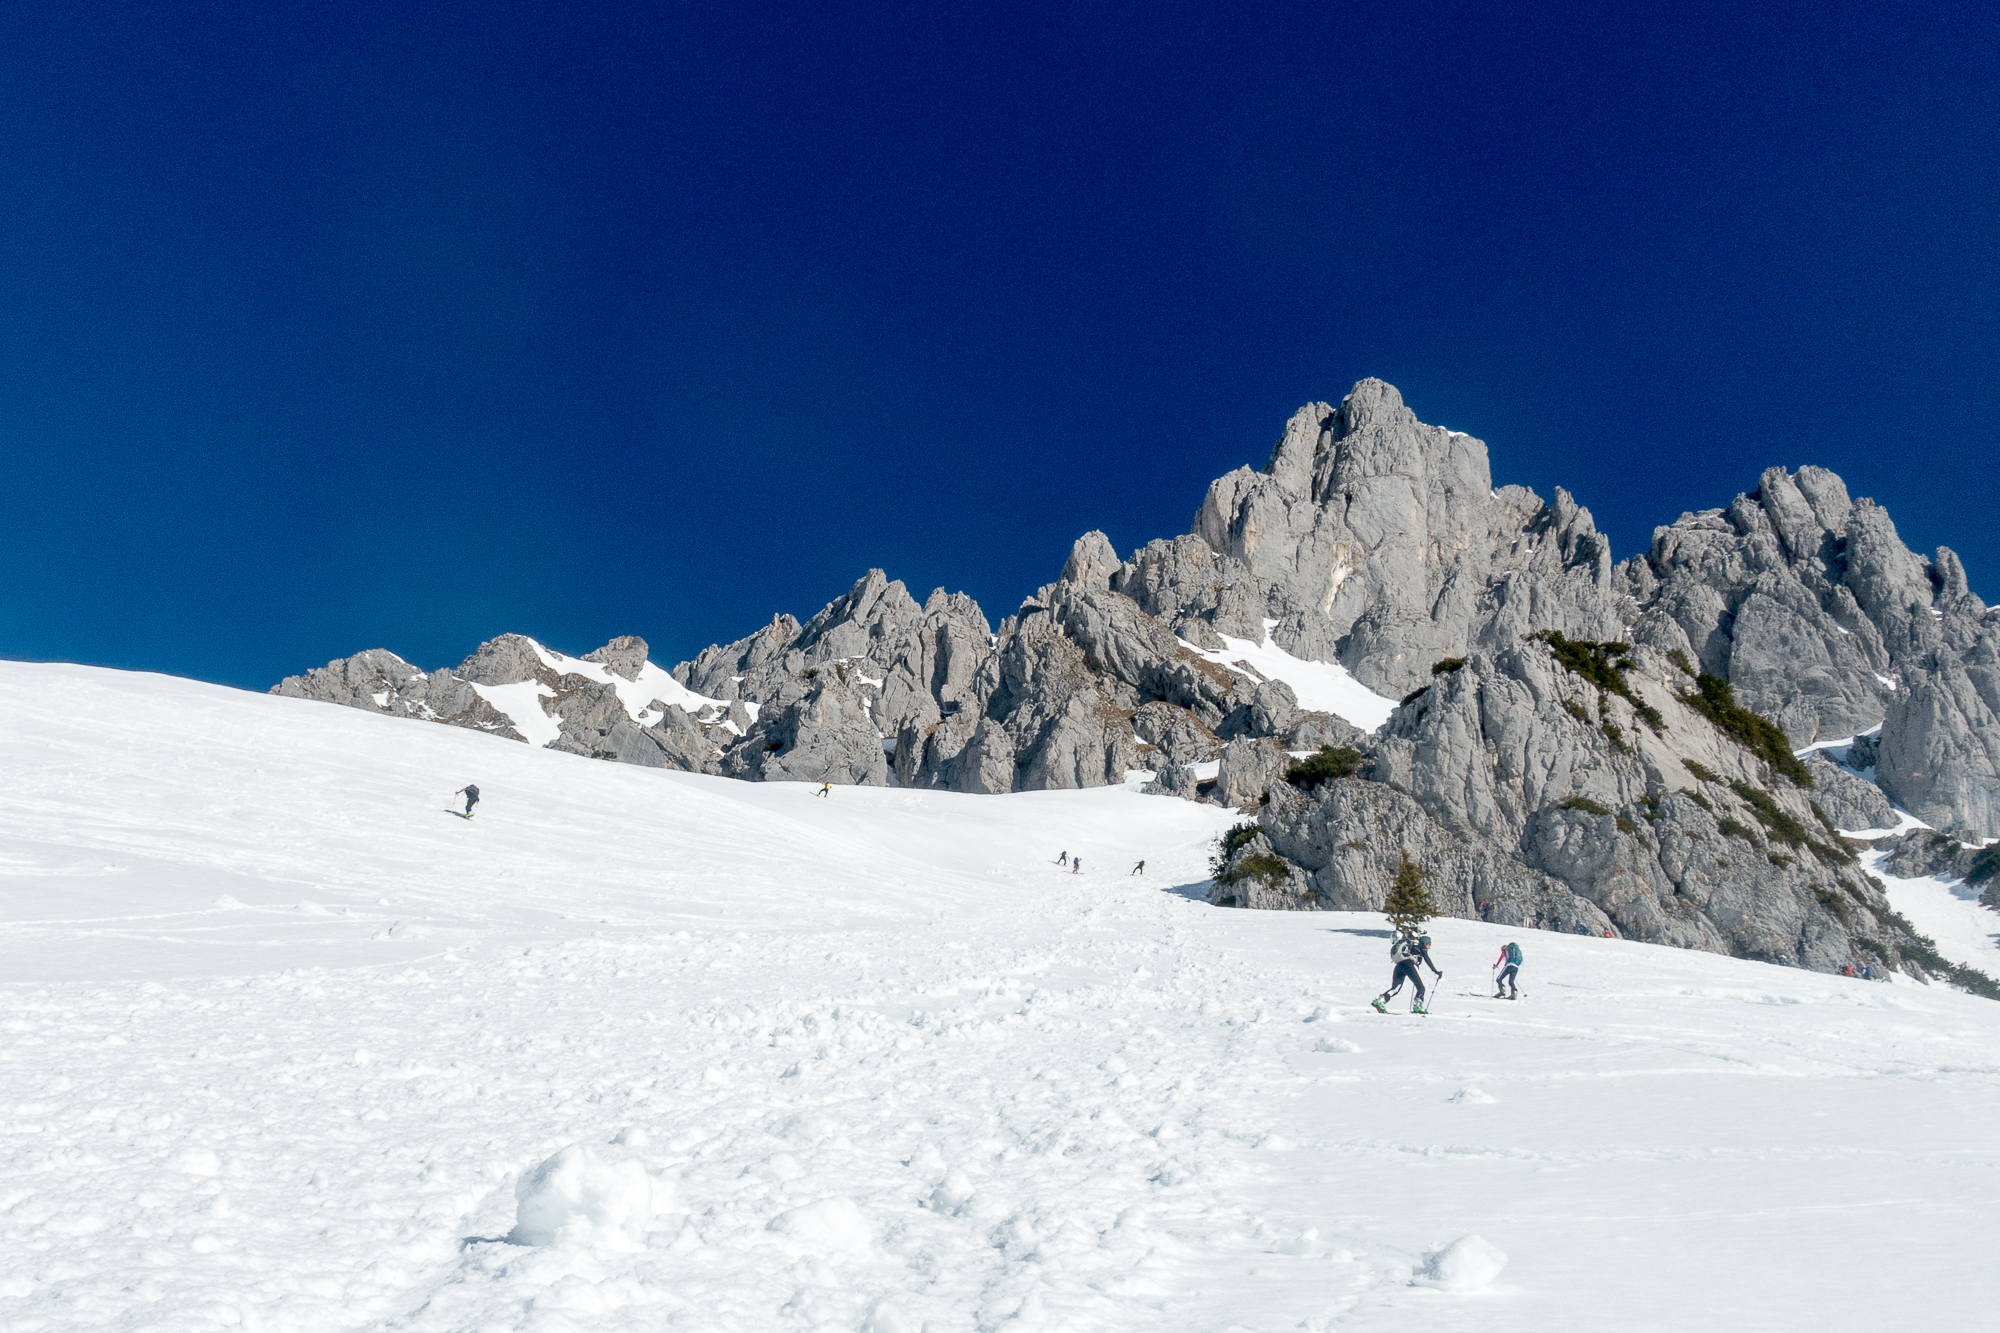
left=1418, top=935, right=1431, bottom=945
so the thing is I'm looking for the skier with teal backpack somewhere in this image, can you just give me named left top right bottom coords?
left=1492, top=941, right=1523, bottom=999
left=1371, top=931, right=1441, bottom=1014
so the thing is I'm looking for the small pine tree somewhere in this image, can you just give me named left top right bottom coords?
left=1381, top=850, right=1436, bottom=934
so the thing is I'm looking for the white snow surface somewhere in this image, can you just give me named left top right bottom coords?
left=1178, top=621, right=1399, bottom=733
left=3, top=661, right=2000, bottom=1330
left=1862, top=848, right=2000, bottom=978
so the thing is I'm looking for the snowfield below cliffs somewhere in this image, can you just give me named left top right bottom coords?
left=2, top=661, right=1997, bottom=1331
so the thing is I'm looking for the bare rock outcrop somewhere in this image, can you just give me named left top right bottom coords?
left=1239, top=636, right=1923, bottom=973
left=1802, top=753, right=1897, bottom=834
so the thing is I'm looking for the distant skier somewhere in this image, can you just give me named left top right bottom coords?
left=817, top=782, right=832, bottom=798
left=1072, top=857, right=1082, bottom=874
left=1573, top=921, right=1588, bottom=935
left=1130, top=860, right=1145, bottom=875
left=1057, top=851, right=1069, bottom=867
left=1492, top=941, right=1523, bottom=999
left=1371, top=931, right=1440, bottom=1014
left=455, top=784, right=479, bottom=818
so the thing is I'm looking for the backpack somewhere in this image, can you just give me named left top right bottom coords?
left=1505, top=942, right=1523, bottom=966
left=1390, top=936, right=1417, bottom=963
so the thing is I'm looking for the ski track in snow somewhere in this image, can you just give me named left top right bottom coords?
left=3, top=663, right=1999, bottom=1330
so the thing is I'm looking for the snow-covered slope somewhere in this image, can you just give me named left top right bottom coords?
left=3, top=661, right=1998, bottom=1331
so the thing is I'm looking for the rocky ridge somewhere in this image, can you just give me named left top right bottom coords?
left=272, top=378, right=2000, bottom=980
left=272, top=633, right=735, bottom=774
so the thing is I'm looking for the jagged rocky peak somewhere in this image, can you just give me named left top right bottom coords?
left=583, top=635, right=649, bottom=681
left=1616, top=460, right=2000, bottom=836
left=1174, top=378, right=1622, bottom=696
left=1060, top=530, right=1122, bottom=592
left=677, top=570, right=999, bottom=789
left=455, top=633, right=550, bottom=686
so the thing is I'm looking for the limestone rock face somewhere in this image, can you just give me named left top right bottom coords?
left=1133, top=702, right=1222, bottom=768
left=582, top=635, right=650, bottom=681
left=1616, top=460, right=2000, bottom=835
left=455, top=633, right=549, bottom=687
left=1256, top=777, right=1611, bottom=932
left=1248, top=637, right=1921, bottom=973
left=1214, top=737, right=1290, bottom=811
left=543, top=674, right=716, bottom=772
left=1879, top=642, right=2000, bottom=835
left=1209, top=828, right=1317, bottom=910
left=1802, top=753, right=1897, bottom=834
left=1879, top=829, right=1978, bottom=882
left=273, top=646, right=522, bottom=742
left=674, top=571, right=994, bottom=788
left=1174, top=381, right=1626, bottom=697
left=722, top=673, right=889, bottom=787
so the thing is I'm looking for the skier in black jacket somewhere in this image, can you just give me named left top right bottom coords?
left=455, top=784, right=479, bottom=818
left=1372, top=931, right=1441, bottom=1014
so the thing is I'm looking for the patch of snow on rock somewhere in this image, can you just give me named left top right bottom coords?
left=526, top=638, right=722, bottom=721
left=1179, top=619, right=1398, bottom=732
left=469, top=680, right=562, bottom=748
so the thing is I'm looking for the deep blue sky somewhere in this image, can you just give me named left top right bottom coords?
left=4, top=1, right=1997, bottom=689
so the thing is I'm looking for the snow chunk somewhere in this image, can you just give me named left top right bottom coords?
left=768, top=1196, right=872, bottom=1253
left=928, top=1171, right=976, bottom=1215
left=1178, top=620, right=1397, bottom=732
left=508, top=1143, right=653, bottom=1250
left=1448, top=1087, right=1497, bottom=1104
left=1414, top=1233, right=1508, bottom=1290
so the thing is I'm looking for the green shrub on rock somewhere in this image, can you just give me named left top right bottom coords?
left=1682, top=674, right=1812, bottom=788
left=1535, top=631, right=1666, bottom=733
left=1285, top=746, right=1364, bottom=789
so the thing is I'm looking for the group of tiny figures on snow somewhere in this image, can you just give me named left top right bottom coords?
left=1053, top=851, right=1145, bottom=876
left=1370, top=932, right=1526, bottom=1015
